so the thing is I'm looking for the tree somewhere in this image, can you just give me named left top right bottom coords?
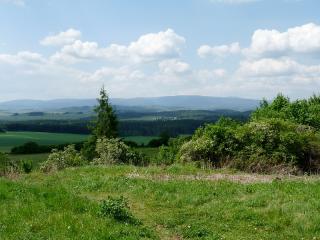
left=82, top=86, right=118, bottom=160
left=91, top=86, right=118, bottom=139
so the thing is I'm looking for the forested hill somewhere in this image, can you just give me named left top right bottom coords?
left=0, top=95, right=260, bottom=112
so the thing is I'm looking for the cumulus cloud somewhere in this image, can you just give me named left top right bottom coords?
left=237, top=57, right=320, bottom=80
left=158, top=59, right=190, bottom=74
left=1, top=24, right=320, bottom=100
left=126, top=29, right=185, bottom=61
left=40, top=28, right=82, bottom=46
left=0, top=51, right=45, bottom=65
left=198, top=42, right=241, bottom=58
left=245, top=23, right=320, bottom=57
left=80, top=67, right=145, bottom=83
left=51, top=29, right=185, bottom=64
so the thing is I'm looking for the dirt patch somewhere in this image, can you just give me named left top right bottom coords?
left=126, top=172, right=318, bottom=184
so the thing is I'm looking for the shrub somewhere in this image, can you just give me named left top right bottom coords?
left=99, top=196, right=140, bottom=224
left=155, top=136, right=190, bottom=165
left=147, top=132, right=170, bottom=147
left=179, top=118, right=240, bottom=166
left=178, top=117, right=320, bottom=173
left=252, top=94, right=320, bottom=131
left=21, top=160, right=33, bottom=174
left=81, top=136, right=98, bottom=161
left=232, top=119, right=317, bottom=173
left=179, top=137, right=215, bottom=165
left=0, top=152, right=20, bottom=176
left=40, top=145, right=86, bottom=172
left=94, top=137, right=148, bottom=166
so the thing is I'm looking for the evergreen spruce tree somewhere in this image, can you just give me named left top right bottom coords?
left=82, top=86, right=118, bottom=160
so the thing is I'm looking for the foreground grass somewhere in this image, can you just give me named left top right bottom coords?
left=1, top=165, right=320, bottom=239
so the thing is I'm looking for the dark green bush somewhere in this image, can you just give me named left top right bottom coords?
left=99, top=196, right=140, bottom=224
left=179, top=117, right=319, bottom=173
left=252, top=94, right=320, bottom=130
left=155, top=136, right=191, bottom=165
left=21, top=160, right=33, bottom=174
left=11, top=141, right=84, bottom=154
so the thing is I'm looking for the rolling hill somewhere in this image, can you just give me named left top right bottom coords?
left=0, top=95, right=260, bottom=112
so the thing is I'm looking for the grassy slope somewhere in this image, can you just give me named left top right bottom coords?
left=1, top=165, right=320, bottom=239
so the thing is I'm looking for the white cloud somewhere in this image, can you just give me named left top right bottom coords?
left=196, top=69, right=227, bottom=82
left=40, top=28, right=82, bottom=46
left=80, top=67, right=145, bottom=83
left=126, top=28, right=185, bottom=61
left=237, top=57, right=320, bottom=83
left=0, top=51, right=45, bottom=65
left=158, top=59, right=190, bottom=74
left=51, top=29, right=185, bottom=64
left=1, top=24, right=320, bottom=100
left=245, top=23, right=320, bottom=57
left=198, top=42, right=241, bottom=58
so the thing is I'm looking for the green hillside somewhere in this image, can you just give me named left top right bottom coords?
left=1, top=165, right=320, bottom=239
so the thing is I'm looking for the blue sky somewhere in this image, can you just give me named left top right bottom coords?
left=0, top=0, right=319, bottom=100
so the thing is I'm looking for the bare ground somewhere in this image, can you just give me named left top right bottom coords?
left=126, top=172, right=319, bottom=184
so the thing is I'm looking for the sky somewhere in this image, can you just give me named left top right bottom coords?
left=0, top=0, right=319, bottom=101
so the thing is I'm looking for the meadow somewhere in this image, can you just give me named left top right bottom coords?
left=0, top=131, right=89, bottom=152
left=0, top=131, right=158, bottom=153
left=1, top=164, right=320, bottom=239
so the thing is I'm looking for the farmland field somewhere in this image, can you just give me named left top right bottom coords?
left=1, top=165, right=320, bottom=239
left=0, top=131, right=89, bottom=152
left=8, top=153, right=49, bottom=168
left=124, top=136, right=159, bottom=145
left=0, top=131, right=159, bottom=152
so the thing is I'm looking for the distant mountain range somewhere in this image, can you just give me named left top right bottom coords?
left=0, top=95, right=261, bottom=112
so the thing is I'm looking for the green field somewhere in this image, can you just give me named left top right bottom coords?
left=0, top=131, right=158, bottom=153
left=124, top=136, right=158, bottom=145
left=0, top=131, right=89, bottom=152
left=1, top=165, right=320, bottom=239
left=8, top=153, right=49, bottom=168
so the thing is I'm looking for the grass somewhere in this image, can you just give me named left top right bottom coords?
left=1, top=164, right=320, bottom=239
left=0, top=131, right=89, bottom=152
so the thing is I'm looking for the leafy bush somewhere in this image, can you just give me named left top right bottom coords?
left=252, top=94, right=320, bottom=130
left=94, top=137, right=149, bottom=166
left=147, top=132, right=170, bottom=147
left=40, top=145, right=86, bottom=172
left=155, top=136, right=190, bottom=165
left=81, top=135, right=98, bottom=161
left=178, top=117, right=320, bottom=173
left=233, top=119, right=317, bottom=173
left=0, top=152, right=20, bottom=176
left=99, top=196, right=140, bottom=224
left=21, top=160, right=33, bottom=174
